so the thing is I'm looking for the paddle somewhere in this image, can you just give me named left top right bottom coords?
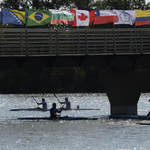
left=53, top=94, right=65, bottom=110
left=54, top=94, right=61, bottom=104
left=32, top=96, right=39, bottom=105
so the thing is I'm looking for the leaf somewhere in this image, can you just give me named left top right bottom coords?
left=78, top=13, right=88, bottom=21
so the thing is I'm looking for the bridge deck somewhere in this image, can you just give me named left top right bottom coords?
left=0, top=28, right=150, bottom=57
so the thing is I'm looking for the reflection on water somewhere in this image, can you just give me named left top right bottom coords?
left=0, top=93, right=150, bottom=150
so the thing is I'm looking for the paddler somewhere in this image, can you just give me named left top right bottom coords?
left=36, top=98, right=47, bottom=109
left=50, top=103, right=62, bottom=117
left=60, top=97, right=71, bottom=109
left=147, top=99, right=150, bottom=116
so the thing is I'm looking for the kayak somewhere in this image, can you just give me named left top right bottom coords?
left=136, top=123, right=150, bottom=125
left=10, top=108, right=49, bottom=112
left=62, top=108, right=100, bottom=111
left=17, top=116, right=98, bottom=120
left=10, top=108, right=100, bottom=111
left=109, top=115, right=150, bottom=120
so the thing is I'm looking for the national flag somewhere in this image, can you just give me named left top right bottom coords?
left=113, top=10, right=136, bottom=25
left=49, top=9, right=74, bottom=25
left=2, top=8, right=26, bottom=25
left=94, top=10, right=118, bottom=25
left=71, top=9, right=95, bottom=27
left=135, top=10, right=150, bottom=26
left=0, top=11, right=2, bottom=22
left=25, top=9, right=52, bottom=26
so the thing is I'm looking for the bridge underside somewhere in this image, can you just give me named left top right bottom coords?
left=0, top=54, right=150, bottom=69
left=0, top=54, right=149, bottom=115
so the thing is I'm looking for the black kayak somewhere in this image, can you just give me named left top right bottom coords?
left=136, top=123, right=150, bottom=125
left=109, top=115, right=150, bottom=120
left=17, top=116, right=98, bottom=120
left=10, top=107, right=100, bottom=111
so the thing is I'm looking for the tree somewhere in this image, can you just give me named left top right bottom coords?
left=0, top=0, right=32, bottom=10
left=130, top=0, right=146, bottom=10
left=70, top=0, right=94, bottom=10
left=0, top=0, right=71, bottom=10
left=145, top=2, right=150, bottom=10
left=1, top=0, right=20, bottom=9
left=92, top=0, right=107, bottom=9
left=44, top=0, right=71, bottom=10
left=92, top=0, right=148, bottom=10
left=32, top=0, right=71, bottom=10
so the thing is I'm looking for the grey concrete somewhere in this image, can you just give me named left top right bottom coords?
left=100, top=67, right=148, bottom=115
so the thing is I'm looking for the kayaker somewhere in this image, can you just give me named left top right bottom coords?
left=147, top=99, right=150, bottom=116
left=50, top=103, right=62, bottom=117
left=36, top=98, right=47, bottom=109
left=60, top=97, right=71, bottom=109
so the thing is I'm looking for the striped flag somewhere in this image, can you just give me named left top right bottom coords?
left=113, top=10, right=136, bottom=25
left=135, top=10, right=150, bottom=26
left=94, top=10, right=118, bottom=25
left=71, top=9, right=95, bottom=27
left=49, top=9, right=74, bottom=25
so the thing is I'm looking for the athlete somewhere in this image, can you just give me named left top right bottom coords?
left=147, top=99, right=150, bottom=116
left=60, top=97, right=71, bottom=109
left=37, top=98, right=47, bottom=109
left=50, top=103, right=62, bottom=117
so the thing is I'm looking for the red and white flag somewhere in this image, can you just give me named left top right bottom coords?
left=71, top=9, right=95, bottom=27
left=94, top=10, right=118, bottom=25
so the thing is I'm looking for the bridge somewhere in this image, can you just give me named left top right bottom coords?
left=1, top=28, right=150, bottom=56
left=1, top=28, right=150, bottom=116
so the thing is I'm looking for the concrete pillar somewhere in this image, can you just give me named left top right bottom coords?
left=100, top=67, right=148, bottom=115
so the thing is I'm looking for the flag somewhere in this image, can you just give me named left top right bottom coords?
left=71, top=9, right=95, bottom=27
left=135, top=10, right=150, bottom=26
left=0, top=11, right=2, bottom=22
left=25, top=9, right=52, bottom=26
left=49, top=9, right=74, bottom=25
left=94, top=10, right=118, bottom=25
left=2, top=8, right=26, bottom=25
left=113, top=10, right=136, bottom=25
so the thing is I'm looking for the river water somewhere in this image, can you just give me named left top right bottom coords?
left=0, top=93, right=150, bottom=150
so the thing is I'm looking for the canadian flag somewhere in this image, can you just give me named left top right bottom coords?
left=71, top=9, right=95, bottom=27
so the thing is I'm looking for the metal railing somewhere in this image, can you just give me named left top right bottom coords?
left=0, top=28, right=150, bottom=56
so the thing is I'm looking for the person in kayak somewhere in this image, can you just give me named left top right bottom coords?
left=37, top=98, right=47, bottom=109
left=50, top=103, right=62, bottom=117
left=60, top=97, right=71, bottom=109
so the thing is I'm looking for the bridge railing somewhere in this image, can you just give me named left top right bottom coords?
left=0, top=28, right=150, bottom=56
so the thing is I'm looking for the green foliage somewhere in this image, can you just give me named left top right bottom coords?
left=70, top=0, right=94, bottom=10
left=0, top=0, right=31, bottom=10
left=130, top=0, right=146, bottom=10
left=92, top=0, right=107, bottom=9
left=1, top=0, right=150, bottom=11
left=45, top=0, right=71, bottom=10
left=0, top=67, right=104, bottom=93
left=145, top=2, right=150, bottom=10
left=0, top=0, right=72, bottom=10
left=1, top=0, right=20, bottom=9
left=92, top=0, right=150, bottom=10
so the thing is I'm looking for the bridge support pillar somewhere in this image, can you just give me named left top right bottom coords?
left=100, top=67, right=147, bottom=115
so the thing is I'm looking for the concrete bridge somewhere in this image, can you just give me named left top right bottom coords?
left=1, top=28, right=150, bottom=115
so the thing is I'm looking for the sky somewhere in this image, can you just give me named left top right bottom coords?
left=146, top=0, right=150, bottom=3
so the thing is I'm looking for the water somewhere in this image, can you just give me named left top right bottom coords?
left=0, top=93, right=150, bottom=150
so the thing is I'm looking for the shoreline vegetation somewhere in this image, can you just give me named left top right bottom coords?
left=0, top=67, right=149, bottom=94
left=0, top=67, right=104, bottom=93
